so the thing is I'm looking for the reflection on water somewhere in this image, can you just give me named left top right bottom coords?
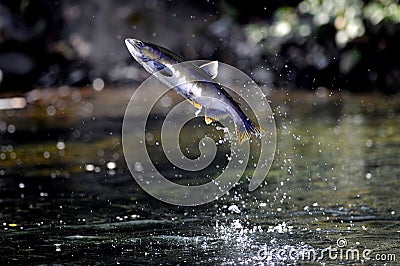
left=0, top=88, right=399, bottom=264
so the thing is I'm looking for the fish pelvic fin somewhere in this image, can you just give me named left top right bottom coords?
left=235, top=117, right=263, bottom=144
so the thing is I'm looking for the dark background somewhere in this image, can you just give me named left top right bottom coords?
left=0, top=0, right=399, bottom=93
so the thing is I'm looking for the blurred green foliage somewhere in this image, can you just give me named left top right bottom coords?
left=245, top=0, right=400, bottom=46
left=1, top=0, right=399, bottom=93
left=233, top=0, right=400, bottom=92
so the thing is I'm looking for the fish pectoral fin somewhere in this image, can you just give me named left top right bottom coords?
left=204, top=115, right=213, bottom=125
left=158, top=67, right=173, bottom=77
left=153, top=62, right=173, bottom=77
left=187, top=99, right=202, bottom=109
left=204, top=108, right=227, bottom=124
left=199, top=61, right=218, bottom=79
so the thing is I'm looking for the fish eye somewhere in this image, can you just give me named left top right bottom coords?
left=135, top=40, right=144, bottom=48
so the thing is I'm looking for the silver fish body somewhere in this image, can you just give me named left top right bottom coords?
left=125, top=38, right=261, bottom=143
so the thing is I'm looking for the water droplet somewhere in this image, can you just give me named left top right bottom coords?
left=54, top=244, right=61, bottom=252
left=85, top=164, right=94, bottom=171
left=134, top=161, right=144, bottom=172
left=92, top=78, right=104, bottom=91
left=107, top=161, right=116, bottom=170
left=46, top=105, right=56, bottom=116
left=292, top=134, right=301, bottom=140
left=228, top=205, right=241, bottom=214
left=56, top=141, right=65, bottom=150
left=7, top=124, right=16, bottom=133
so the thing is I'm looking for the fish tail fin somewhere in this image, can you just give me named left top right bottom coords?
left=235, top=117, right=264, bottom=144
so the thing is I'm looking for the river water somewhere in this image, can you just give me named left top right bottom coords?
left=0, top=87, right=399, bottom=264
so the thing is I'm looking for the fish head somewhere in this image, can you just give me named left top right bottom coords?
left=125, top=38, right=173, bottom=76
left=125, top=38, right=153, bottom=61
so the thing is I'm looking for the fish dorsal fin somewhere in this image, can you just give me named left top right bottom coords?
left=153, top=44, right=188, bottom=62
left=199, top=61, right=218, bottom=79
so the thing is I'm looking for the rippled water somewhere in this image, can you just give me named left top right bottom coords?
left=1, top=88, right=399, bottom=264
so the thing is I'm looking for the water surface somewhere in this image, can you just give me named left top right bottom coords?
left=1, top=88, right=399, bottom=264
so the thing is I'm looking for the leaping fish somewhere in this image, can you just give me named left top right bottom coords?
left=125, top=38, right=262, bottom=143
